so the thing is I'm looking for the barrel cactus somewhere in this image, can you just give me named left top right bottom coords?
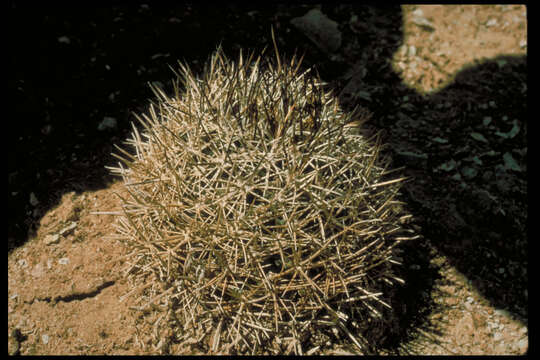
left=108, top=44, right=416, bottom=354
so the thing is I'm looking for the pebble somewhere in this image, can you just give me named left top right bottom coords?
left=41, top=124, right=52, bottom=135
left=58, top=257, right=70, bottom=265
left=412, top=16, right=435, bottom=31
left=290, top=8, right=342, bottom=54
left=495, top=309, right=511, bottom=318
left=44, top=234, right=60, bottom=245
left=412, top=8, right=424, bottom=17
left=42, top=334, right=50, bottom=345
left=17, top=259, right=28, bottom=268
left=58, top=222, right=77, bottom=236
left=486, top=18, right=498, bottom=27
left=517, top=338, right=528, bottom=353
left=57, top=36, right=70, bottom=44
left=97, top=117, right=117, bottom=131
left=29, top=192, right=39, bottom=206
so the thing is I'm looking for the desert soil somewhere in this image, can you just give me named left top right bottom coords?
left=9, top=5, right=527, bottom=355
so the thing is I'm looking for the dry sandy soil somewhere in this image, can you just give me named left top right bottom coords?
left=8, top=5, right=527, bottom=355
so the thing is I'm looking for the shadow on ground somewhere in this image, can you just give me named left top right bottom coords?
left=9, top=3, right=526, bottom=352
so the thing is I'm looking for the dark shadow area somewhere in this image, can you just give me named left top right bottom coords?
left=319, top=2, right=527, bottom=338
left=390, top=56, right=527, bottom=320
left=9, top=3, right=292, bottom=250
left=9, top=3, right=526, bottom=353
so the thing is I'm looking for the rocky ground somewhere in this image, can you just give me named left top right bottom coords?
left=9, top=4, right=527, bottom=355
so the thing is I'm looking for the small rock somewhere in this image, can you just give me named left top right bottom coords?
left=58, top=257, right=70, bottom=265
left=58, top=222, right=77, bottom=236
left=42, top=334, right=49, bottom=345
left=495, top=308, right=511, bottom=318
left=57, top=36, right=71, bottom=44
left=438, top=159, right=457, bottom=172
left=470, top=132, right=488, bottom=143
left=397, top=150, right=428, bottom=160
left=97, top=116, right=117, bottom=131
left=290, top=8, right=342, bottom=54
left=408, top=45, right=416, bottom=57
left=412, top=8, right=424, bottom=17
left=486, top=18, right=498, bottom=27
left=44, top=234, right=60, bottom=245
left=503, top=152, right=521, bottom=172
left=493, top=332, right=503, bottom=342
left=432, top=137, right=448, bottom=144
left=17, top=259, right=28, bottom=268
left=41, top=124, right=52, bottom=135
left=461, top=166, right=478, bottom=179
left=412, top=15, right=435, bottom=31
left=29, top=192, right=39, bottom=206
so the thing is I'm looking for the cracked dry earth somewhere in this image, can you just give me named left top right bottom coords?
left=7, top=183, right=139, bottom=355
left=9, top=4, right=528, bottom=355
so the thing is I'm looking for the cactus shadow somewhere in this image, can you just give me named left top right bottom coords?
left=322, top=3, right=528, bottom=338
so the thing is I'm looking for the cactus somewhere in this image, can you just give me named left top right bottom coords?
left=107, top=43, right=416, bottom=354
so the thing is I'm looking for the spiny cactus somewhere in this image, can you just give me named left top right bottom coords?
left=107, top=43, right=417, bottom=354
